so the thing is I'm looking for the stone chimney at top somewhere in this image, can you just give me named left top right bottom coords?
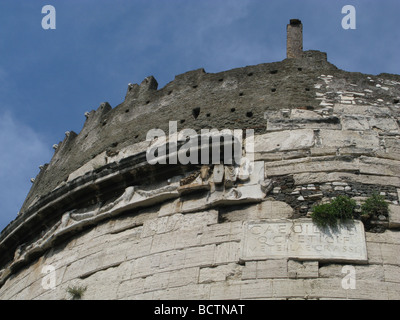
left=286, top=19, right=303, bottom=58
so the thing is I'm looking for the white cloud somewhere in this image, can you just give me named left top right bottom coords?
left=0, top=112, right=52, bottom=231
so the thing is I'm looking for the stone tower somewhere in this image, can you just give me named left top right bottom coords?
left=287, top=19, right=303, bottom=58
left=0, top=20, right=399, bottom=300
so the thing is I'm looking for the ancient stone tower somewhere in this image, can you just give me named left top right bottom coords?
left=0, top=20, right=399, bottom=300
left=287, top=19, right=303, bottom=58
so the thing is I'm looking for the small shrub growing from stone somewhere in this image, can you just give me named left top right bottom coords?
left=361, top=193, right=389, bottom=219
left=67, top=285, right=87, bottom=300
left=311, top=195, right=357, bottom=227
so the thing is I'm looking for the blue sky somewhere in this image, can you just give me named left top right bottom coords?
left=0, top=0, right=399, bottom=231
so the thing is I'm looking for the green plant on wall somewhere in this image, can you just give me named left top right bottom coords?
left=361, top=193, right=389, bottom=218
left=311, top=195, right=357, bottom=227
left=67, top=285, right=87, bottom=300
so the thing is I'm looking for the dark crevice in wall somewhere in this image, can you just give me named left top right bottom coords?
left=192, top=107, right=201, bottom=119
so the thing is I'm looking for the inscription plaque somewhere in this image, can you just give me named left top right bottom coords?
left=242, top=219, right=367, bottom=263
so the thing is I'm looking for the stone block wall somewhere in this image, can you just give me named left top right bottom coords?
left=0, top=199, right=399, bottom=300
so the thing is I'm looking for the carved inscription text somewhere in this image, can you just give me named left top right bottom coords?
left=242, top=220, right=367, bottom=263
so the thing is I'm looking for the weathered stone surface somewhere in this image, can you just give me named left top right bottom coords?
left=358, top=157, right=400, bottom=177
left=387, top=282, right=400, bottom=300
left=218, top=200, right=293, bottom=222
left=143, top=267, right=199, bottom=293
left=287, top=19, right=303, bottom=59
left=318, top=264, right=384, bottom=281
left=380, top=243, right=400, bottom=265
left=241, top=220, right=368, bottom=263
left=306, top=278, right=347, bottom=299
left=255, top=259, right=288, bottom=279
left=334, top=104, right=393, bottom=116
left=265, top=156, right=359, bottom=176
left=384, top=138, right=400, bottom=157
left=341, top=115, right=399, bottom=133
left=209, top=281, right=242, bottom=300
left=1, top=201, right=399, bottom=300
left=365, top=229, right=400, bottom=244
left=365, top=241, right=382, bottom=264
left=199, top=263, right=240, bottom=283
left=117, top=276, right=145, bottom=299
left=241, top=262, right=257, bottom=280
left=254, top=129, right=315, bottom=154
left=272, top=278, right=311, bottom=299
left=258, top=201, right=294, bottom=219
left=346, top=280, right=391, bottom=300
left=384, top=265, right=400, bottom=283
left=200, top=222, right=243, bottom=246
left=293, top=172, right=400, bottom=187
left=266, top=109, right=341, bottom=131
left=288, top=260, right=318, bottom=279
left=152, top=283, right=210, bottom=300
left=213, top=164, right=225, bottom=184
left=318, top=129, right=380, bottom=150
left=214, top=242, right=241, bottom=264
left=224, top=166, right=237, bottom=187
left=240, top=279, right=274, bottom=299
left=341, top=115, right=370, bottom=131
left=67, top=151, right=108, bottom=182
left=388, top=204, right=400, bottom=228
left=158, top=199, right=182, bottom=217
left=142, top=210, right=218, bottom=238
